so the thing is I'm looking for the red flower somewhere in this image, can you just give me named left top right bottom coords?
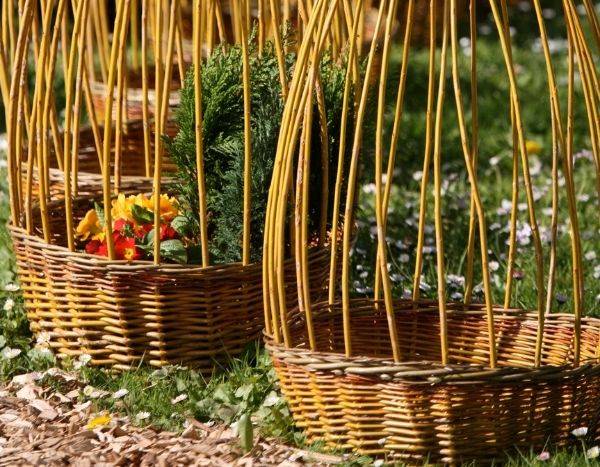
left=160, top=224, right=177, bottom=240
left=85, top=240, right=102, bottom=255
left=97, top=241, right=108, bottom=257
left=135, top=223, right=153, bottom=240
left=114, top=219, right=136, bottom=238
left=114, top=234, right=141, bottom=261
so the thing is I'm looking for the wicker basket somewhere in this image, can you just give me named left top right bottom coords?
left=90, top=73, right=182, bottom=124
left=11, top=197, right=332, bottom=372
left=6, top=0, right=339, bottom=374
left=22, top=121, right=177, bottom=200
left=261, top=0, right=600, bottom=462
left=267, top=299, right=600, bottom=463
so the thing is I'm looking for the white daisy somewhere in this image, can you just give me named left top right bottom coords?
left=112, top=388, right=129, bottom=399
left=2, top=347, right=21, bottom=360
left=171, top=394, right=187, bottom=405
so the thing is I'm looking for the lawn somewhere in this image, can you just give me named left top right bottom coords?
left=0, top=2, right=599, bottom=465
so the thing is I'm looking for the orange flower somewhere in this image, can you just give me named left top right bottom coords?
left=149, top=194, right=179, bottom=221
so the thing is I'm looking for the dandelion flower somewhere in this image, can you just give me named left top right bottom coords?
left=525, top=140, right=542, bottom=155
left=3, top=299, right=14, bottom=311
left=488, top=261, right=500, bottom=272
left=86, top=413, right=112, bottom=430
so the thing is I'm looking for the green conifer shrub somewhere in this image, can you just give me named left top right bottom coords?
left=165, top=38, right=350, bottom=264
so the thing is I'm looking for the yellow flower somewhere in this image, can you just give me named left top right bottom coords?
left=75, top=209, right=103, bottom=241
left=86, top=413, right=112, bottom=430
left=133, top=193, right=153, bottom=211
left=525, top=140, right=542, bottom=155
left=111, top=194, right=136, bottom=222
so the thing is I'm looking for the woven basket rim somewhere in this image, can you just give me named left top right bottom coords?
left=90, top=77, right=181, bottom=103
left=265, top=298, right=600, bottom=382
left=9, top=223, right=273, bottom=273
left=9, top=218, right=332, bottom=274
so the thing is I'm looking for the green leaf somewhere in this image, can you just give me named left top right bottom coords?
left=171, top=215, right=192, bottom=237
left=0, top=335, right=6, bottom=348
left=131, top=204, right=154, bottom=224
left=237, top=413, right=253, bottom=453
left=159, top=240, right=188, bottom=264
left=94, top=202, right=105, bottom=227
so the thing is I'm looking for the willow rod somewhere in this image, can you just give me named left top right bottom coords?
left=272, top=0, right=334, bottom=345
left=264, top=0, right=330, bottom=343
left=153, top=0, right=178, bottom=264
left=432, top=0, right=450, bottom=365
left=565, top=21, right=584, bottom=362
left=413, top=0, right=437, bottom=300
left=489, top=0, right=546, bottom=365
left=114, top=9, right=131, bottom=194
left=564, top=1, right=600, bottom=201
left=101, top=0, right=130, bottom=260
left=374, top=0, right=414, bottom=303
left=269, top=0, right=288, bottom=99
left=241, top=0, right=253, bottom=265
left=142, top=0, right=151, bottom=177
left=373, top=0, right=401, bottom=362
left=63, top=0, right=89, bottom=251
left=193, top=0, right=210, bottom=267
left=450, top=0, right=496, bottom=368
left=341, top=0, right=387, bottom=357
left=327, top=0, right=362, bottom=305
left=501, top=0, right=520, bottom=310
left=7, top=0, right=34, bottom=226
left=69, top=1, right=89, bottom=202
left=40, top=0, right=69, bottom=242
left=463, top=0, right=478, bottom=304
left=295, top=66, right=317, bottom=350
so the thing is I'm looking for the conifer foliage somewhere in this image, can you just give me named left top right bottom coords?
left=165, top=39, right=348, bottom=264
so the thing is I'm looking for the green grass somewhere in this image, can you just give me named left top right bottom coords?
left=0, top=4, right=599, bottom=464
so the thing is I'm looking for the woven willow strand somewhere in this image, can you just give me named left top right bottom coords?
left=412, top=0, right=436, bottom=301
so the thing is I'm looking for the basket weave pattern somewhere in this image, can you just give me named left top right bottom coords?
left=268, top=299, right=600, bottom=463
left=12, top=220, right=331, bottom=372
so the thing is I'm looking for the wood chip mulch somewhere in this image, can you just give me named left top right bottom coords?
left=0, top=369, right=343, bottom=466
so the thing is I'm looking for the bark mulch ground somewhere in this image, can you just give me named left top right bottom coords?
left=0, top=369, right=343, bottom=466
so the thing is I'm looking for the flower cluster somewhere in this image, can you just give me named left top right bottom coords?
left=76, top=194, right=192, bottom=263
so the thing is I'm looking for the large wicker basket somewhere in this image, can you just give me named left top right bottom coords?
left=5, top=0, right=338, bottom=373
left=261, top=0, right=600, bottom=462
left=267, top=299, right=600, bottom=463
left=11, top=198, right=332, bottom=372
